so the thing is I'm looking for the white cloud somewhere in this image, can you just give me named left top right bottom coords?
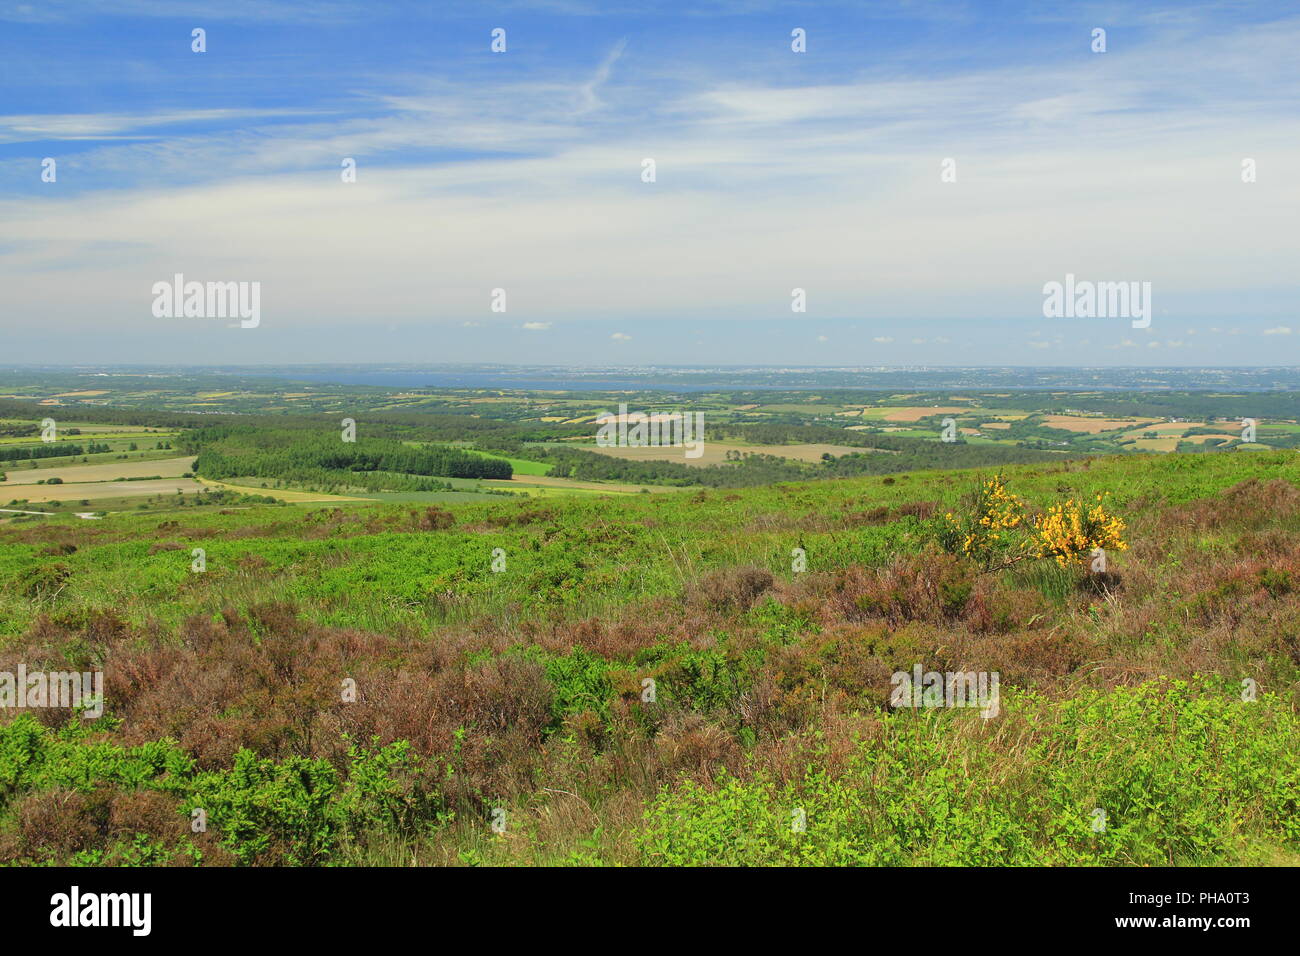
left=3, top=7, right=1298, bottom=353
left=0, top=108, right=324, bottom=143
left=1263, top=326, right=1292, bottom=335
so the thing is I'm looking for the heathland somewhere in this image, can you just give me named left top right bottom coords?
left=0, top=369, right=1296, bottom=866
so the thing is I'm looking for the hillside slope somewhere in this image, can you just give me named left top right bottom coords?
left=0, top=451, right=1297, bottom=866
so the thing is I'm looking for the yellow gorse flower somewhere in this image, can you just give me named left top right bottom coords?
left=1031, top=493, right=1127, bottom=567
left=944, top=476, right=1128, bottom=571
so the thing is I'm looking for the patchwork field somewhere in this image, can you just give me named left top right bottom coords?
left=864, top=406, right=970, bottom=422
left=585, top=441, right=878, bottom=466
left=198, top=479, right=363, bottom=502
left=1, top=455, right=195, bottom=485
left=5, top=477, right=207, bottom=503
left=1042, top=415, right=1151, bottom=433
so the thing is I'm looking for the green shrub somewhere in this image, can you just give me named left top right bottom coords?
left=638, top=678, right=1300, bottom=866
left=184, top=750, right=340, bottom=866
left=540, top=648, right=614, bottom=725
left=0, top=717, right=443, bottom=866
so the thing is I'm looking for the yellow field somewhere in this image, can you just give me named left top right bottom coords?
left=1115, top=422, right=1231, bottom=444
left=1043, top=415, right=1153, bottom=433
left=1130, top=438, right=1181, bottom=452
left=2, top=455, right=361, bottom=505
left=877, top=406, right=968, bottom=422
left=983, top=422, right=1011, bottom=430
left=586, top=442, right=876, bottom=467
left=68, top=424, right=168, bottom=434
left=7, top=478, right=206, bottom=503
left=3, top=456, right=196, bottom=486
left=1181, top=434, right=1240, bottom=445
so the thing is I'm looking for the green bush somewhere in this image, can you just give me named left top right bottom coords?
left=540, top=648, right=614, bottom=725
left=638, top=678, right=1300, bottom=866
left=0, top=717, right=441, bottom=866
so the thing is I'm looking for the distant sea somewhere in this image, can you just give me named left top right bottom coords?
left=239, top=370, right=751, bottom=391
left=231, top=366, right=1300, bottom=393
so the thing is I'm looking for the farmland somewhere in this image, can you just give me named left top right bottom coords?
left=0, top=366, right=1298, bottom=868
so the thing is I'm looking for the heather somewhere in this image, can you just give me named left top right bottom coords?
left=1, top=450, right=1297, bottom=866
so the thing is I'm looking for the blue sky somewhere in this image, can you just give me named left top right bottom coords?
left=1, top=0, right=1297, bottom=366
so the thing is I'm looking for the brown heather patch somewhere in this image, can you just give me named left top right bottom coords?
left=0, top=780, right=254, bottom=867
left=685, top=566, right=774, bottom=612
left=653, top=713, right=741, bottom=783
left=108, top=788, right=187, bottom=843
left=812, top=553, right=975, bottom=627
left=1158, top=477, right=1300, bottom=534
left=961, top=576, right=1054, bottom=635
left=948, top=626, right=1098, bottom=689
left=744, top=511, right=831, bottom=534
left=534, top=600, right=722, bottom=658
left=754, top=711, right=884, bottom=792
left=14, top=789, right=107, bottom=858
left=411, top=506, right=455, bottom=530
left=763, top=625, right=898, bottom=721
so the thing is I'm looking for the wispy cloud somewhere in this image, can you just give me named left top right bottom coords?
left=2, top=1, right=1297, bottom=365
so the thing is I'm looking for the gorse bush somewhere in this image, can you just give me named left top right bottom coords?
left=939, top=474, right=1127, bottom=573
left=1033, top=494, right=1128, bottom=569
left=939, top=473, right=1027, bottom=571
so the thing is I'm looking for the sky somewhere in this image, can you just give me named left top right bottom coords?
left=1, top=0, right=1297, bottom=367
